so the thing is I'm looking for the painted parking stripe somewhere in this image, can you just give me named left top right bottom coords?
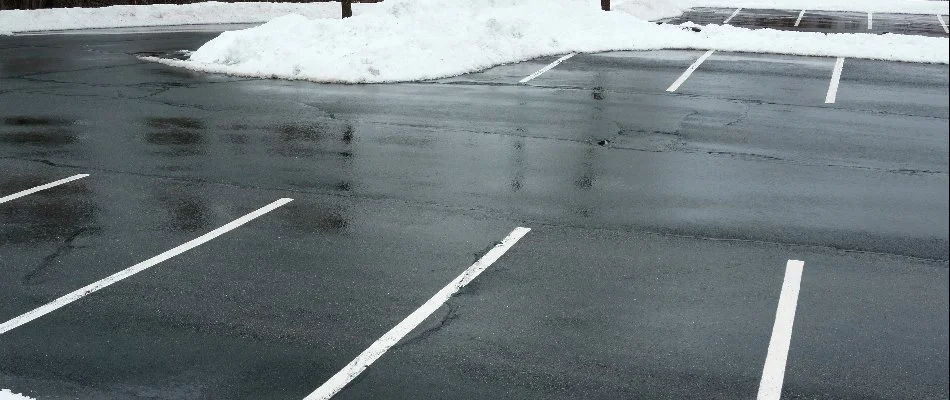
left=939, top=15, right=949, bottom=34
left=0, top=174, right=89, bottom=205
left=825, top=57, right=845, bottom=104
left=520, top=53, right=576, bottom=84
left=756, top=260, right=805, bottom=400
left=303, top=227, right=531, bottom=400
left=867, top=12, right=873, bottom=30
left=0, top=197, right=293, bottom=335
left=723, top=8, right=742, bottom=24
left=794, top=10, right=805, bottom=27
left=666, top=50, right=715, bottom=92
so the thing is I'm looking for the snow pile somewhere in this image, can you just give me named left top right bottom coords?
left=2, top=0, right=946, bottom=35
left=3, top=0, right=948, bottom=35
left=0, top=1, right=347, bottom=35
left=152, top=0, right=948, bottom=83
left=0, top=389, right=35, bottom=400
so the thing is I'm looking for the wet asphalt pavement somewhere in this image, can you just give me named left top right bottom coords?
left=662, top=8, right=950, bottom=37
left=0, top=19, right=948, bottom=400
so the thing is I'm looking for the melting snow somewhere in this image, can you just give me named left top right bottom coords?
left=148, top=0, right=948, bottom=83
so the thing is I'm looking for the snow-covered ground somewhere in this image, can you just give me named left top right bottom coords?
left=2, top=0, right=947, bottom=35
left=144, top=0, right=948, bottom=83
left=0, top=1, right=348, bottom=35
left=0, top=389, right=35, bottom=400
left=4, top=0, right=948, bottom=83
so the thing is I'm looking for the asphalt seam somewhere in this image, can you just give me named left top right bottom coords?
left=361, top=120, right=949, bottom=176
left=423, top=79, right=949, bottom=121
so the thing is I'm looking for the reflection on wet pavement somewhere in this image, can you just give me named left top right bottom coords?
left=268, top=121, right=356, bottom=159
left=728, top=9, right=799, bottom=29
left=144, top=116, right=207, bottom=155
left=151, top=181, right=213, bottom=233
left=276, top=201, right=348, bottom=235
left=0, top=174, right=98, bottom=247
left=661, top=8, right=949, bottom=37
left=796, top=11, right=867, bottom=33
left=0, top=28, right=946, bottom=400
left=0, top=115, right=79, bottom=151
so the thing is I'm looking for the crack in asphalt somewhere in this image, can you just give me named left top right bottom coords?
left=429, top=81, right=950, bottom=122
left=2, top=61, right=145, bottom=80
left=393, top=306, right=461, bottom=350
left=22, top=226, right=97, bottom=285
left=364, top=120, right=948, bottom=177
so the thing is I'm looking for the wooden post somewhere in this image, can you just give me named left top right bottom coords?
left=341, top=0, right=353, bottom=18
left=601, top=0, right=609, bottom=11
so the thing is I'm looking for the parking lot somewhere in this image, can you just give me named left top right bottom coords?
left=662, top=7, right=950, bottom=37
left=1, top=9, right=948, bottom=400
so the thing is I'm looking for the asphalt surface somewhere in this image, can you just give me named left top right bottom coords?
left=662, top=7, right=950, bottom=37
left=0, top=19, right=948, bottom=400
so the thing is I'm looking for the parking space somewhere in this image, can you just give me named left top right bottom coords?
left=836, top=58, right=950, bottom=118
left=662, top=7, right=738, bottom=25
left=724, top=8, right=802, bottom=30
left=508, top=50, right=704, bottom=93
left=1, top=163, right=525, bottom=398
left=869, top=13, right=950, bottom=36
left=2, top=26, right=948, bottom=400
left=786, top=252, right=949, bottom=399
left=446, top=48, right=949, bottom=120
left=663, top=8, right=950, bottom=37
left=433, top=55, right=563, bottom=85
left=666, top=52, right=836, bottom=106
left=332, top=226, right=789, bottom=399
left=327, top=227, right=948, bottom=400
left=774, top=10, right=869, bottom=32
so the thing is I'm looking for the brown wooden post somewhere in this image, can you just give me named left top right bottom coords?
left=601, top=0, right=610, bottom=11
left=341, top=0, right=353, bottom=18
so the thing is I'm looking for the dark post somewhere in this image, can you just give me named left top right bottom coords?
left=341, top=0, right=353, bottom=18
left=601, top=0, right=609, bottom=11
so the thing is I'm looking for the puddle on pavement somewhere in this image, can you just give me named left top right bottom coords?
left=267, top=122, right=355, bottom=158
left=1, top=116, right=79, bottom=149
left=144, top=116, right=208, bottom=155
left=151, top=181, right=214, bottom=233
left=3, top=116, right=73, bottom=126
left=0, top=175, right=99, bottom=262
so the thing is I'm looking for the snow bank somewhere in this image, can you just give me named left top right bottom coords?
left=3, top=0, right=947, bottom=35
left=0, top=1, right=345, bottom=35
left=152, top=0, right=948, bottom=84
left=0, top=389, right=35, bottom=400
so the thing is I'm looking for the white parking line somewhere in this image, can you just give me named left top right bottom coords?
left=756, top=260, right=805, bottom=400
left=666, top=50, right=715, bottom=92
left=0, top=174, right=89, bottom=204
left=939, top=15, right=949, bottom=34
left=825, top=57, right=845, bottom=104
left=867, top=12, right=873, bottom=30
left=303, top=227, right=531, bottom=400
left=0, top=197, right=293, bottom=335
left=723, top=8, right=742, bottom=24
left=794, top=10, right=806, bottom=27
left=519, top=53, right=576, bottom=84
